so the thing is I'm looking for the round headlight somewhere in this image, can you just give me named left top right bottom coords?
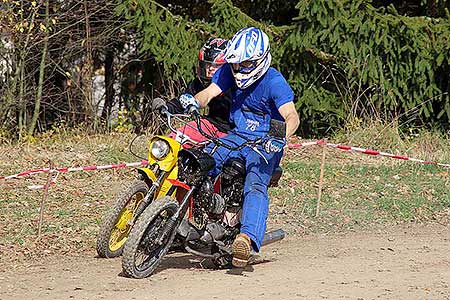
left=151, top=140, right=170, bottom=160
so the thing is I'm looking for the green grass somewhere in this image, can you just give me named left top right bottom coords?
left=0, top=125, right=449, bottom=263
left=269, top=124, right=450, bottom=233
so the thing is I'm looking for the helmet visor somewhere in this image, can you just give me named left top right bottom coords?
left=231, top=60, right=259, bottom=74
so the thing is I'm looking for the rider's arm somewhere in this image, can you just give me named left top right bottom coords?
left=195, top=82, right=223, bottom=108
left=278, top=101, right=299, bottom=138
left=195, top=65, right=233, bottom=108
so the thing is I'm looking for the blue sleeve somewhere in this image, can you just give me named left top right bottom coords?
left=212, top=64, right=234, bottom=92
left=270, top=74, right=295, bottom=109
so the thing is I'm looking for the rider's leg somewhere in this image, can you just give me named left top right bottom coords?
left=232, top=148, right=283, bottom=267
left=204, top=133, right=245, bottom=177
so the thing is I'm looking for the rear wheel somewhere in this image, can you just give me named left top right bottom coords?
left=122, top=196, right=180, bottom=278
left=96, top=180, right=149, bottom=258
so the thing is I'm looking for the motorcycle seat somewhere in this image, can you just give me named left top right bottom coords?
left=269, top=167, right=283, bottom=187
left=223, top=158, right=282, bottom=187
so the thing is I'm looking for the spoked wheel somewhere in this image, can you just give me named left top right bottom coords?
left=96, top=180, right=149, bottom=258
left=122, top=196, right=180, bottom=279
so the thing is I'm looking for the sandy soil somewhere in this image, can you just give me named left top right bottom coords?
left=1, top=223, right=449, bottom=300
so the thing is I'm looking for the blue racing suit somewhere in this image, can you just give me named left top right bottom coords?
left=205, top=64, right=295, bottom=251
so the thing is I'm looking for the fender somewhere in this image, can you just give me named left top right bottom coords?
left=136, top=167, right=157, bottom=183
left=136, top=166, right=178, bottom=198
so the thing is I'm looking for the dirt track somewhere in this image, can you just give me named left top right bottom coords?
left=1, top=223, right=449, bottom=300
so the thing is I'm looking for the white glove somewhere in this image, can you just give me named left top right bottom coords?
left=179, top=93, right=200, bottom=113
left=263, top=137, right=286, bottom=153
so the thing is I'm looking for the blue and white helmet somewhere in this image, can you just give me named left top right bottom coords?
left=224, top=27, right=272, bottom=89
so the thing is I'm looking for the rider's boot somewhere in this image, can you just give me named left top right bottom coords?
left=232, top=233, right=252, bottom=268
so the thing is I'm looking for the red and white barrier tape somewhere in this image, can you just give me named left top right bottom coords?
left=1, top=139, right=450, bottom=191
left=27, top=173, right=60, bottom=190
left=0, top=141, right=327, bottom=184
left=288, top=140, right=450, bottom=169
left=0, top=160, right=149, bottom=181
left=287, top=140, right=325, bottom=148
left=324, top=142, right=450, bottom=168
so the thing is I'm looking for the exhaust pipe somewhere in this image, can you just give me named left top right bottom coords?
left=261, top=228, right=285, bottom=247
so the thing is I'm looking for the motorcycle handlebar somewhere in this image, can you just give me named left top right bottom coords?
left=155, top=104, right=264, bottom=152
left=152, top=97, right=168, bottom=114
left=190, top=112, right=264, bottom=152
left=152, top=97, right=270, bottom=162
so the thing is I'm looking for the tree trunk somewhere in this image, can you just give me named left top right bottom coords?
left=83, top=0, right=94, bottom=127
left=28, top=0, right=50, bottom=137
left=426, top=0, right=438, bottom=17
left=102, top=49, right=114, bottom=125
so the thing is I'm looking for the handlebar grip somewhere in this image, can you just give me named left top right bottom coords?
left=152, top=97, right=168, bottom=115
left=186, top=105, right=200, bottom=116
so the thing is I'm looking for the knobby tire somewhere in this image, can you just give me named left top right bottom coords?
left=121, top=196, right=179, bottom=278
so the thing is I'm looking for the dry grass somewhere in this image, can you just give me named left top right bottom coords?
left=1, top=124, right=449, bottom=266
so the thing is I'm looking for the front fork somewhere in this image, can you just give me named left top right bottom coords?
left=156, top=186, right=196, bottom=245
left=130, top=170, right=167, bottom=225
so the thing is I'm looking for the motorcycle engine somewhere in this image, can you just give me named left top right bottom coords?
left=193, top=178, right=228, bottom=224
left=220, top=158, right=246, bottom=208
left=190, top=158, right=246, bottom=229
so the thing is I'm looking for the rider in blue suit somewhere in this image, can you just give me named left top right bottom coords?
left=179, top=27, right=300, bottom=268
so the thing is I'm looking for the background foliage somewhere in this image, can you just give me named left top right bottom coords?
left=0, top=0, right=448, bottom=139
left=282, top=0, right=450, bottom=135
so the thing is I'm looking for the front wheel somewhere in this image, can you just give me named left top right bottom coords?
left=122, top=196, right=180, bottom=278
left=96, top=180, right=149, bottom=258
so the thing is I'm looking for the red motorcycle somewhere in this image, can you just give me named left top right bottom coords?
left=121, top=99, right=285, bottom=278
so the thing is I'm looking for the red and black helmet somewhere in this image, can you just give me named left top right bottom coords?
left=197, top=37, right=227, bottom=83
